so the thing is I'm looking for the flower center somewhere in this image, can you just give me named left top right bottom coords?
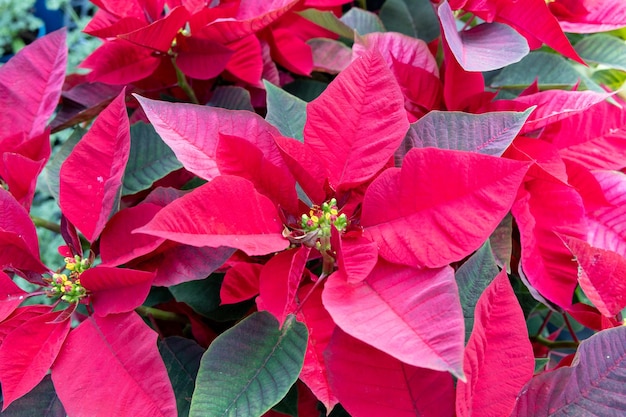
left=299, top=198, right=348, bottom=251
left=45, top=255, right=90, bottom=304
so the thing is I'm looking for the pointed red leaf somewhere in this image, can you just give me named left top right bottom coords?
left=136, top=176, right=289, bottom=256
left=80, top=267, right=155, bottom=316
left=587, top=170, right=626, bottom=254
left=0, top=306, right=52, bottom=343
left=52, top=312, right=176, bottom=417
left=296, top=283, right=338, bottom=411
left=221, top=262, right=263, bottom=304
left=334, top=231, right=378, bottom=284
left=59, top=89, right=131, bottom=242
left=0, top=231, right=47, bottom=274
left=304, top=49, right=408, bottom=190
left=0, top=151, right=47, bottom=210
left=512, top=179, right=587, bottom=308
left=362, top=148, right=530, bottom=268
left=517, top=90, right=612, bottom=134
left=353, top=32, right=438, bottom=76
left=456, top=270, right=535, bottom=417
left=100, top=203, right=165, bottom=266
left=0, top=311, right=71, bottom=409
left=553, top=0, right=626, bottom=33
left=442, top=41, right=488, bottom=111
left=135, top=95, right=284, bottom=180
left=563, top=160, right=609, bottom=213
left=199, top=0, right=300, bottom=44
left=216, top=133, right=299, bottom=214
left=257, top=246, right=310, bottom=325
left=224, top=35, right=264, bottom=86
left=0, top=29, right=66, bottom=138
left=559, top=235, right=626, bottom=318
left=267, top=28, right=313, bottom=76
left=322, top=261, right=465, bottom=378
left=439, top=1, right=528, bottom=71
left=175, top=36, right=234, bottom=80
left=503, top=136, right=569, bottom=184
left=326, top=328, right=455, bottom=417
left=566, top=303, right=621, bottom=331
left=0, top=189, right=40, bottom=256
left=119, top=6, right=189, bottom=52
left=0, top=272, right=27, bottom=322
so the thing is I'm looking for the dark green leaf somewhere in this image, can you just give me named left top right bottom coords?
left=170, top=275, right=223, bottom=317
left=144, top=286, right=174, bottom=307
left=283, top=79, right=328, bottom=102
left=123, top=122, right=183, bottom=195
left=271, top=383, right=298, bottom=417
left=264, top=80, right=307, bottom=142
left=190, top=312, right=308, bottom=417
left=490, top=213, right=513, bottom=271
left=0, top=375, right=65, bottom=416
left=533, top=358, right=549, bottom=374
left=379, top=0, right=440, bottom=42
left=455, top=241, right=499, bottom=343
left=43, top=127, right=85, bottom=202
left=159, top=337, right=205, bottom=417
left=340, top=8, right=385, bottom=35
left=207, top=86, right=254, bottom=111
left=575, top=34, right=626, bottom=71
left=490, top=52, right=581, bottom=89
left=297, top=9, right=354, bottom=39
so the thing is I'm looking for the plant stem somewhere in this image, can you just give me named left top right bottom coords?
left=172, top=58, right=199, bottom=104
left=563, top=313, right=580, bottom=343
left=136, top=306, right=188, bottom=323
left=31, top=215, right=61, bottom=233
left=530, top=335, right=579, bottom=350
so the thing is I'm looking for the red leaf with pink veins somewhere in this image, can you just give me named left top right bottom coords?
left=136, top=176, right=289, bottom=256
left=326, top=328, right=455, bottom=417
left=0, top=271, right=27, bottom=322
left=516, top=90, right=612, bottom=134
left=257, top=246, right=310, bottom=325
left=135, top=95, right=284, bottom=180
left=52, top=312, right=176, bottom=417
left=322, top=261, right=465, bottom=379
left=512, top=179, right=587, bottom=308
left=216, top=133, right=299, bottom=215
left=0, top=29, right=66, bottom=139
left=79, top=40, right=160, bottom=85
left=296, top=283, right=338, bottom=411
left=266, top=28, right=313, bottom=76
left=59, top=89, right=130, bottom=242
left=199, top=0, right=301, bottom=44
left=304, top=49, right=408, bottom=190
left=91, top=0, right=163, bottom=20
left=551, top=0, right=626, bottom=33
left=224, top=35, right=264, bottom=86
left=456, top=270, right=535, bottom=417
left=175, top=35, right=234, bottom=80
left=333, top=230, right=378, bottom=284
left=587, top=170, right=626, bottom=255
left=362, top=148, right=530, bottom=268
left=80, top=267, right=155, bottom=316
left=354, top=32, right=438, bottom=76
left=119, top=6, right=189, bottom=52
left=559, top=235, right=626, bottom=318
left=0, top=311, right=71, bottom=409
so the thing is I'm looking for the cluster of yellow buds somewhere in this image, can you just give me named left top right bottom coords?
left=45, top=255, right=91, bottom=304
left=300, top=198, right=348, bottom=251
left=47, top=273, right=86, bottom=304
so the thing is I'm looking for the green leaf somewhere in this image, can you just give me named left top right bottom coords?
left=575, top=34, right=626, bottom=72
left=42, top=127, right=85, bottom=202
left=490, top=51, right=581, bottom=89
left=340, top=8, right=385, bottom=35
left=190, top=312, right=308, bottom=417
left=159, top=337, right=205, bottom=417
left=534, top=358, right=549, bottom=374
left=207, top=86, right=254, bottom=111
left=169, top=275, right=223, bottom=317
left=591, top=68, right=626, bottom=91
left=270, top=383, right=298, bottom=417
left=455, top=241, right=499, bottom=343
left=264, top=80, right=307, bottom=142
left=123, top=122, right=183, bottom=195
left=0, top=375, right=65, bottom=416
left=379, top=0, right=440, bottom=42
left=297, top=9, right=354, bottom=39
left=490, top=213, right=513, bottom=272
left=283, top=79, right=328, bottom=102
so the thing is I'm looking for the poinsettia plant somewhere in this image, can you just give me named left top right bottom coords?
left=2, top=0, right=626, bottom=416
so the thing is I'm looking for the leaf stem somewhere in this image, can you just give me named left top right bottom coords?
left=172, top=58, right=199, bottom=104
left=530, top=335, right=579, bottom=350
left=562, top=313, right=580, bottom=344
left=135, top=305, right=188, bottom=323
left=31, top=215, right=61, bottom=233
